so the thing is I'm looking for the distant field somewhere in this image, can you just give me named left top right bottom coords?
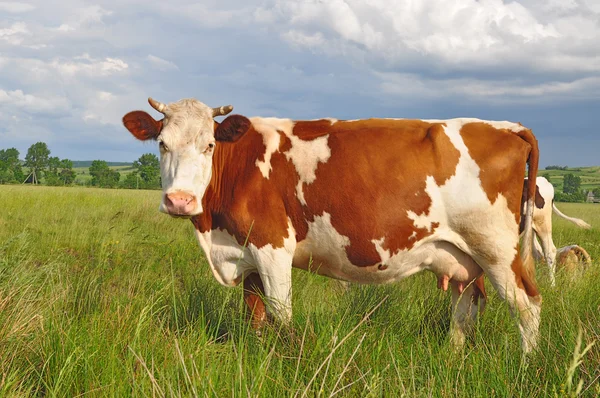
left=0, top=186, right=598, bottom=396
left=73, top=164, right=135, bottom=184
left=540, top=166, right=600, bottom=192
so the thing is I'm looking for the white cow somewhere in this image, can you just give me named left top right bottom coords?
left=528, top=177, right=591, bottom=285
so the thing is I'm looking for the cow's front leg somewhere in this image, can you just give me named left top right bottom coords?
left=248, top=222, right=296, bottom=323
left=243, top=272, right=267, bottom=329
left=258, top=264, right=293, bottom=323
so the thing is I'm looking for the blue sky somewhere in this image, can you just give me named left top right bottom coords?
left=1, top=0, right=599, bottom=167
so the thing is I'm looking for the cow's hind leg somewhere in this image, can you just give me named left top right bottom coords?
left=450, top=276, right=487, bottom=349
left=534, top=217, right=558, bottom=286
left=483, top=254, right=541, bottom=353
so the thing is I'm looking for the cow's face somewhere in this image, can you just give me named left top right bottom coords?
left=123, top=97, right=244, bottom=217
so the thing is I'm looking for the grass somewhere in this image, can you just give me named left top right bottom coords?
left=0, top=185, right=599, bottom=397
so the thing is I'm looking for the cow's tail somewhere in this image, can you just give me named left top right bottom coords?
left=552, top=203, right=592, bottom=229
left=516, top=128, right=539, bottom=291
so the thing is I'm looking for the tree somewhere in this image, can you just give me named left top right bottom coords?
left=562, top=173, right=581, bottom=194
left=540, top=173, right=551, bottom=182
left=24, top=142, right=50, bottom=184
left=45, top=156, right=62, bottom=186
left=59, top=159, right=76, bottom=185
left=121, top=171, right=140, bottom=189
left=89, top=160, right=120, bottom=188
left=133, top=153, right=161, bottom=189
left=0, top=148, right=23, bottom=183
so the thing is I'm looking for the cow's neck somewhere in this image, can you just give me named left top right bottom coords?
left=202, top=140, right=248, bottom=219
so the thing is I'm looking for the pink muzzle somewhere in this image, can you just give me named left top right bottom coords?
left=164, top=191, right=198, bottom=216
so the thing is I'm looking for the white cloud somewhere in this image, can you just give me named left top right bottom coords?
left=0, top=89, right=70, bottom=113
left=0, top=0, right=598, bottom=166
left=378, top=72, right=600, bottom=103
left=57, top=24, right=75, bottom=32
left=50, top=55, right=129, bottom=77
left=0, top=2, right=35, bottom=13
left=258, top=0, right=598, bottom=74
left=0, top=22, right=29, bottom=45
left=147, top=55, right=178, bottom=71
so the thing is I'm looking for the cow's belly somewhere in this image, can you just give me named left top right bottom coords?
left=293, top=237, right=482, bottom=285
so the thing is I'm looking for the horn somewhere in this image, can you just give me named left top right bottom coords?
left=212, top=105, right=233, bottom=117
left=148, top=97, right=168, bottom=113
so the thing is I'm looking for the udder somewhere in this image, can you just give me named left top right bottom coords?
left=426, top=241, right=483, bottom=293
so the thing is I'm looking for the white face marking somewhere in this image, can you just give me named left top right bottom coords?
left=157, top=99, right=217, bottom=215
left=251, top=117, right=331, bottom=205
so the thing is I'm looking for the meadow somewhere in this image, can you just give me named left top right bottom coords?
left=0, top=185, right=599, bottom=397
left=540, top=166, right=600, bottom=192
left=72, top=165, right=135, bottom=185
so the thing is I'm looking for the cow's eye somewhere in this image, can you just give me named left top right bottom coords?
left=159, top=141, right=169, bottom=151
left=205, top=142, right=215, bottom=152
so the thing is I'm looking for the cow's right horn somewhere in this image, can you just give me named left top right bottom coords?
left=212, top=105, right=233, bottom=117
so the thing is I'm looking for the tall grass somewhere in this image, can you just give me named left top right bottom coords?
left=1, top=186, right=599, bottom=396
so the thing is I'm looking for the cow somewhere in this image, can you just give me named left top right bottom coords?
left=524, top=177, right=592, bottom=286
left=555, top=245, right=592, bottom=273
left=123, top=97, right=541, bottom=353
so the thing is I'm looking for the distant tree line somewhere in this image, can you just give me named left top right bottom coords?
left=550, top=173, right=597, bottom=203
left=0, top=141, right=161, bottom=190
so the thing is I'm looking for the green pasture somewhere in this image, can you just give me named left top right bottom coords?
left=540, top=166, right=600, bottom=192
left=73, top=165, right=135, bottom=185
left=0, top=185, right=599, bottom=396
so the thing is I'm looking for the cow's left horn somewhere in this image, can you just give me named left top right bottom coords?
left=212, top=105, right=233, bottom=117
left=148, top=97, right=168, bottom=114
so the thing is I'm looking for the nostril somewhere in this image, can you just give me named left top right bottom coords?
left=165, top=192, right=196, bottom=214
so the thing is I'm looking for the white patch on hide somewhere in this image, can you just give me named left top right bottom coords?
left=372, top=237, right=390, bottom=264
left=284, top=134, right=331, bottom=205
left=251, top=117, right=294, bottom=179
left=251, top=116, right=331, bottom=205
left=404, top=119, right=519, bottom=264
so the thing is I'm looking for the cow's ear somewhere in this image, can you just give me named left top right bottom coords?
left=123, top=111, right=163, bottom=141
left=214, top=115, right=250, bottom=142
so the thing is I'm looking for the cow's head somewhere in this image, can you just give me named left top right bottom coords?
left=123, top=97, right=248, bottom=217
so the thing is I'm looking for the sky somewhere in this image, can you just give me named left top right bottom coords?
left=1, top=0, right=599, bottom=167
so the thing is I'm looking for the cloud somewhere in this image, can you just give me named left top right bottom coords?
left=51, top=55, right=129, bottom=77
left=0, top=0, right=598, bottom=167
left=259, top=0, right=599, bottom=75
left=0, top=2, right=35, bottom=13
left=147, top=55, right=178, bottom=71
left=0, top=89, right=70, bottom=114
left=0, top=22, right=29, bottom=45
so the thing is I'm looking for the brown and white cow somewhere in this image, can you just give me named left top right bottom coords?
left=555, top=245, right=592, bottom=273
left=524, top=177, right=592, bottom=285
left=123, top=97, right=541, bottom=353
